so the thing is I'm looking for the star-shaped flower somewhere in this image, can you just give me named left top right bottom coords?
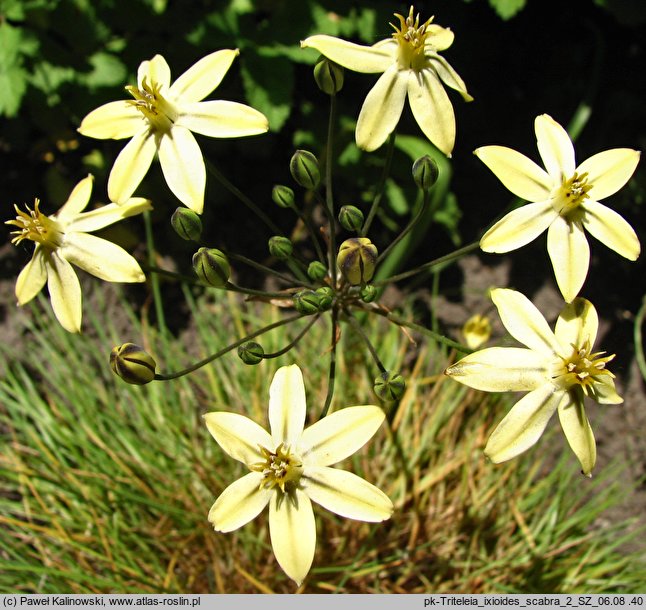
left=445, top=288, right=622, bottom=476
left=301, top=6, right=472, bottom=155
left=78, top=50, right=269, bottom=214
left=6, top=175, right=150, bottom=333
left=478, top=114, right=641, bottom=302
left=205, top=364, right=393, bottom=586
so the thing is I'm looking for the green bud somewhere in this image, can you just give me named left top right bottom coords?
left=315, top=286, right=334, bottom=311
left=290, top=150, right=320, bottom=190
left=268, top=236, right=293, bottom=260
left=307, top=261, right=328, bottom=281
left=360, top=284, right=378, bottom=303
left=313, top=56, right=344, bottom=95
left=238, top=341, right=264, bottom=365
left=193, top=247, right=231, bottom=288
left=171, top=207, right=202, bottom=241
left=338, top=205, right=364, bottom=233
left=412, top=155, right=440, bottom=190
left=293, top=289, right=320, bottom=315
left=110, top=343, right=156, bottom=385
left=373, top=371, right=406, bottom=401
left=337, top=237, right=378, bottom=285
left=272, top=185, right=295, bottom=209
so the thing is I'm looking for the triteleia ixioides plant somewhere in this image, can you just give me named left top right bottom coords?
left=301, top=5, right=472, bottom=155
left=78, top=50, right=269, bottom=214
left=6, top=175, right=150, bottom=333
left=445, top=288, right=622, bottom=476
left=204, top=364, right=393, bottom=585
left=477, top=114, right=641, bottom=302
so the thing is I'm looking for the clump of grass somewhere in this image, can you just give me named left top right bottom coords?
left=0, top=288, right=644, bottom=593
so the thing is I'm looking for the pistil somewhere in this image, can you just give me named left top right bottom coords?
left=6, top=200, right=64, bottom=249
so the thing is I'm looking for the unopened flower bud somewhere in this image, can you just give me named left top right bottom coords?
left=337, top=237, right=378, bottom=285
left=338, top=205, right=364, bottom=233
left=315, top=286, right=334, bottom=311
left=290, top=150, right=320, bottom=190
left=238, top=341, right=264, bottom=365
left=462, top=313, right=492, bottom=350
left=313, top=56, right=344, bottom=94
left=268, top=235, right=293, bottom=260
left=110, top=343, right=156, bottom=385
left=308, top=261, right=328, bottom=281
left=412, top=155, right=440, bottom=190
left=360, top=284, right=378, bottom=303
left=193, top=247, right=230, bottom=288
left=171, top=207, right=202, bottom=241
left=293, top=289, right=320, bottom=315
left=272, top=185, right=295, bottom=209
left=374, top=371, right=406, bottom=401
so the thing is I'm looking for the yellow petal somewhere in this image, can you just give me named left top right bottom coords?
left=425, top=24, right=455, bottom=51
left=356, top=66, right=407, bottom=152
left=558, top=395, right=596, bottom=476
left=158, top=127, right=205, bottom=213
left=445, top=347, right=550, bottom=392
left=78, top=101, right=143, bottom=140
left=408, top=67, right=455, bottom=156
left=269, top=489, right=315, bottom=586
left=300, top=405, right=384, bottom=466
left=485, top=384, right=565, bottom=463
left=582, top=199, right=640, bottom=260
left=169, top=49, right=238, bottom=103
left=60, top=233, right=145, bottom=283
left=15, top=247, right=47, bottom=305
left=177, top=101, right=269, bottom=138
left=204, top=412, right=273, bottom=466
left=491, top=288, right=562, bottom=357
left=534, top=114, right=575, bottom=182
left=208, top=472, right=271, bottom=533
left=303, top=466, right=393, bottom=521
left=554, top=298, right=598, bottom=351
left=547, top=216, right=590, bottom=303
left=577, top=148, right=640, bottom=201
left=66, top=198, right=152, bottom=233
left=269, top=364, right=306, bottom=448
left=589, top=376, right=623, bottom=405
left=108, top=130, right=157, bottom=204
left=139, top=54, right=171, bottom=89
left=480, top=200, right=557, bottom=253
left=300, top=35, right=393, bottom=73
left=428, top=55, right=472, bottom=102
left=47, top=252, right=82, bottom=333
left=56, top=175, right=94, bottom=222
left=474, top=146, right=552, bottom=201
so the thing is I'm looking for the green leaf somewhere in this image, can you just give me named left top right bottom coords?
left=0, top=22, right=29, bottom=116
left=385, top=177, right=408, bottom=216
left=79, top=52, right=127, bottom=89
left=488, top=0, right=527, bottom=20
left=239, top=52, right=294, bottom=132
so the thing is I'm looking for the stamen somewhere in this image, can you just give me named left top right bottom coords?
left=6, top=199, right=64, bottom=249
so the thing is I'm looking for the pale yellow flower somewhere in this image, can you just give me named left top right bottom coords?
left=462, top=313, right=492, bottom=350
left=205, top=364, right=393, bottom=586
left=478, top=114, right=641, bottom=302
left=301, top=6, right=471, bottom=155
left=6, top=175, right=150, bottom=333
left=78, top=50, right=269, bottom=214
left=445, top=288, right=622, bottom=476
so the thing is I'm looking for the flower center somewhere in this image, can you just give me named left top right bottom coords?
left=126, top=77, right=177, bottom=133
left=391, top=6, right=433, bottom=69
left=556, top=339, right=615, bottom=395
left=552, top=172, right=592, bottom=215
left=251, top=443, right=303, bottom=493
left=6, top=199, right=64, bottom=249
